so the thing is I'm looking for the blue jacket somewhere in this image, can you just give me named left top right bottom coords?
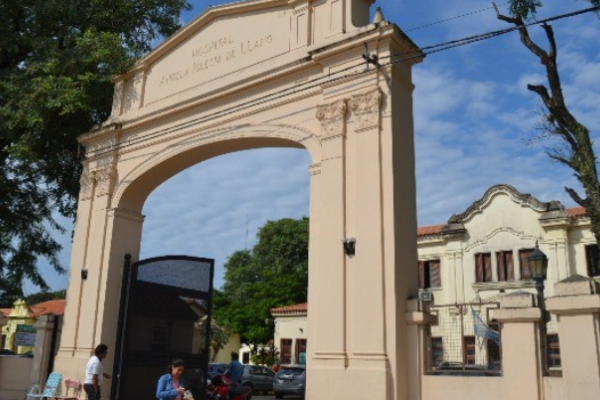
left=156, top=374, right=185, bottom=400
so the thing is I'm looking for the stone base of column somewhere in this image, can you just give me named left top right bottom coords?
left=307, top=354, right=391, bottom=400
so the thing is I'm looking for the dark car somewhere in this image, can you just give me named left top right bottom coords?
left=273, top=366, right=306, bottom=398
left=0, top=349, right=16, bottom=356
left=241, top=365, right=275, bottom=393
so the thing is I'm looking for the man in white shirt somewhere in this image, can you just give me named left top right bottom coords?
left=84, top=344, right=111, bottom=400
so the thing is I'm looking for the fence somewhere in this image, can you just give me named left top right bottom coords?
left=426, top=302, right=501, bottom=375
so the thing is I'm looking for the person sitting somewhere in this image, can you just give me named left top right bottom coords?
left=224, top=352, right=245, bottom=399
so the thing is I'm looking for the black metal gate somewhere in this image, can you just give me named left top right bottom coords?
left=112, top=255, right=214, bottom=400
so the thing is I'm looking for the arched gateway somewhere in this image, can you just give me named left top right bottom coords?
left=54, top=1, right=422, bottom=399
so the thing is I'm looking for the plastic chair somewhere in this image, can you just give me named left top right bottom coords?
left=26, top=384, right=42, bottom=400
left=53, top=379, right=82, bottom=400
left=28, top=372, right=62, bottom=400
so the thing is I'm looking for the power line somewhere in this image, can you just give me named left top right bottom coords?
left=90, top=4, right=600, bottom=158
left=403, top=1, right=511, bottom=33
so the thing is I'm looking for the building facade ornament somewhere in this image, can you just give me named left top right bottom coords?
left=93, top=163, right=114, bottom=198
left=448, top=184, right=564, bottom=224
left=79, top=169, right=94, bottom=201
left=315, top=99, right=347, bottom=139
left=349, top=88, right=382, bottom=131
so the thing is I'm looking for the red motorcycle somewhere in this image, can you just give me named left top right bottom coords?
left=206, top=375, right=252, bottom=400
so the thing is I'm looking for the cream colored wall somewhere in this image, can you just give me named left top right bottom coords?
left=0, top=356, right=33, bottom=400
left=274, top=314, right=308, bottom=364
left=54, top=2, right=422, bottom=400
left=212, top=333, right=241, bottom=364
left=418, top=190, right=597, bottom=309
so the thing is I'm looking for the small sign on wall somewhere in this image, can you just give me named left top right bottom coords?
left=15, top=324, right=36, bottom=347
left=299, top=352, right=306, bottom=365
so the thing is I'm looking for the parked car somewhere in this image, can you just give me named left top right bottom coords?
left=0, top=349, right=16, bottom=356
left=208, top=363, right=228, bottom=379
left=241, top=365, right=275, bottom=393
left=273, top=365, right=306, bottom=398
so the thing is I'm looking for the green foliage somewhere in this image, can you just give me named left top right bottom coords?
left=24, top=289, right=66, bottom=306
left=210, top=322, right=233, bottom=362
left=508, top=0, right=543, bottom=19
left=508, top=0, right=600, bottom=19
left=0, top=0, right=191, bottom=305
left=214, top=217, right=309, bottom=347
left=250, top=343, right=280, bottom=366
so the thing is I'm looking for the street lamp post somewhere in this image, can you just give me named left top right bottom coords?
left=529, top=240, right=549, bottom=374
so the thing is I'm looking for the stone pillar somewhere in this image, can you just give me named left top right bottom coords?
left=405, top=300, right=436, bottom=400
left=54, top=158, right=145, bottom=400
left=348, top=89, right=387, bottom=363
left=546, top=276, right=600, bottom=400
left=307, top=99, right=348, bottom=400
left=30, top=316, right=55, bottom=386
left=494, top=292, right=543, bottom=400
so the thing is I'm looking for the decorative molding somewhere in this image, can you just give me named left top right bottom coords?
left=316, top=99, right=347, bottom=139
left=79, top=169, right=94, bottom=201
left=85, top=136, right=117, bottom=158
left=464, top=226, right=540, bottom=252
left=448, top=184, right=564, bottom=224
left=472, top=280, right=537, bottom=292
left=108, top=208, right=145, bottom=224
left=308, top=162, right=322, bottom=176
left=349, top=88, right=382, bottom=131
left=93, top=163, right=114, bottom=198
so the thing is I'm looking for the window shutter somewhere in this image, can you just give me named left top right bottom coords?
left=505, top=252, right=515, bottom=281
left=484, top=254, right=493, bottom=282
left=497, top=252, right=506, bottom=282
left=418, top=261, right=425, bottom=289
left=476, top=254, right=484, bottom=283
left=430, top=261, right=441, bottom=288
left=520, top=250, right=532, bottom=280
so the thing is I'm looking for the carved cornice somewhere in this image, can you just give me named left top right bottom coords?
left=448, top=184, right=564, bottom=224
left=316, top=99, right=347, bottom=139
left=94, top=164, right=114, bottom=198
left=349, top=88, right=382, bottom=131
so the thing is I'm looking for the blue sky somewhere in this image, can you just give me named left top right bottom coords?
left=31, top=0, right=600, bottom=294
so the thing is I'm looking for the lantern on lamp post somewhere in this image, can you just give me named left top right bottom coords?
left=529, top=240, right=549, bottom=304
left=529, top=240, right=550, bottom=374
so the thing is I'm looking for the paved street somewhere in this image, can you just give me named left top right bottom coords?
left=253, top=395, right=303, bottom=400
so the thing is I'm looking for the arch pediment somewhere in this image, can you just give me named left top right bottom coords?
left=112, top=0, right=375, bottom=118
left=448, top=184, right=564, bottom=224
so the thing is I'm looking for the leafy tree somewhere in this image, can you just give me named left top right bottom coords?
left=496, top=1, right=600, bottom=245
left=250, top=342, right=280, bottom=366
left=0, top=0, right=191, bottom=305
left=210, top=322, right=233, bottom=362
left=24, top=289, right=66, bottom=306
left=214, top=217, right=309, bottom=349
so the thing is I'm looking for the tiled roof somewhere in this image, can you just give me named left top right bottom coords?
left=566, top=207, right=586, bottom=217
left=30, top=300, right=66, bottom=317
left=271, top=303, right=307, bottom=315
left=417, top=225, right=444, bottom=237
left=0, top=308, right=11, bottom=317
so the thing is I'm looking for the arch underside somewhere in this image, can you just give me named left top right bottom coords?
left=113, top=123, right=321, bottom=212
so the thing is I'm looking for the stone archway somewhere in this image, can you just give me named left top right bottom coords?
left=53, top=1, right=422, bottom=400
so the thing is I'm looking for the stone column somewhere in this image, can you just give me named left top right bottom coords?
left=348, top=88, right=387, bottom=361
left=54, top=156, right=145, bottom=400
left=307, top=99, right=348, bottom=400
left=405, top=300, right=437, bottom=400
left=494, top=292, right=543, bottom=400
left=30, top=316, right=55, bottom=386
left=546, top=276, right=600, bottom=400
